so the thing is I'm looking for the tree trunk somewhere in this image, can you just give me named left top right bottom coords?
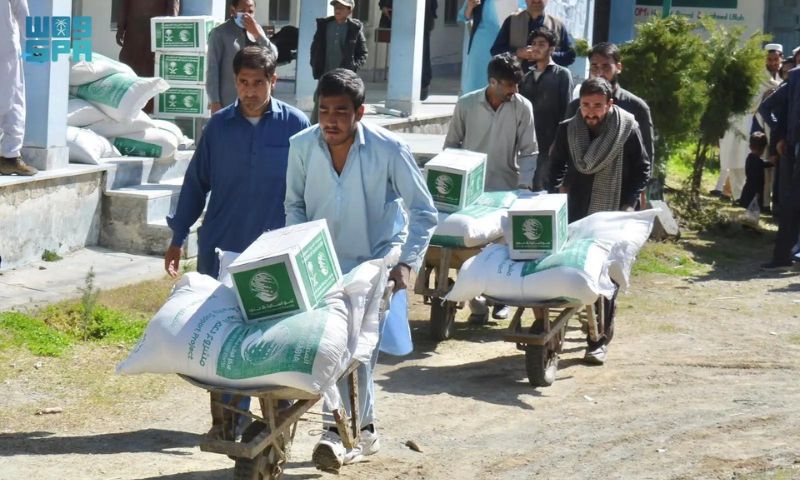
left=689, top=140, right=709, bottom=208
left=649, top=138, right=669, bottom=200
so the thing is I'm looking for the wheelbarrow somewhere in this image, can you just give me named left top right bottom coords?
left=180, top=363, right=362, bottom=480
left=483, top=295, right=606, bottom=387
left=179, top=280, right=395, bottom=479
left=413, top=245, right=483, bottom=341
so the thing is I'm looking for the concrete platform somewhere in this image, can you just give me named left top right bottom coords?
left=0, top=246, right=166, bottom=312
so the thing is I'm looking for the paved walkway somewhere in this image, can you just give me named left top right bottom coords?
left=0, top=247, right=165, bottom=312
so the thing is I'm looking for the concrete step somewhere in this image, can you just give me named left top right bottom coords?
left=105, top=183, right=182, bottom=224
left=100, top=180, right=196, bottom=257
left=102, top=150, right=195, bottom=189
left=103, top=157, right=155, bottom=189
left=148, top=150, right=195, bottom=183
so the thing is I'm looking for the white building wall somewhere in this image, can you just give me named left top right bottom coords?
left=634, top=0, right=766, bottom=39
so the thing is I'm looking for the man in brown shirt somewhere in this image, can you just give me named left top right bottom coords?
left=116, top=0, right=181, bottom=77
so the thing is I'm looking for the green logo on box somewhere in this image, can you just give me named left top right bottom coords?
left=159, top=88, right=203, bottom=115
left=297, top=232, right=337, bottom=307
left=161, top=55, right=205, bottom=82
left=233, top=262, right=299, bottom=319
left=465, top=162, right=485, bottom=205
left=155, top=23, right=200, bottom=48
left=427, top=170, right=462, bottom=205
left=513, top=215, right=553, bottom=250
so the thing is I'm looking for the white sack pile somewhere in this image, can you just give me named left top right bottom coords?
left=431, top=191, right=518, bottom=248
left=65, top=126, right=120, bottom=165
left=446, top=210, right=657, bottom=305
left=117, top=260, right=385, bottom=397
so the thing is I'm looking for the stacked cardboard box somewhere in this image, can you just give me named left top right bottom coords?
left=227, top=220, right=343, bottom=323
left=506, top=194, right=569, bottom=260
left=423, top=149, right=487, bottom=213
left=151, top=16, right=216, bottom=122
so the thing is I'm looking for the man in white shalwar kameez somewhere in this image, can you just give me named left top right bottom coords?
left=714, top=43, right=782, bottom=199
left=0, top=0, right=37, bottom=176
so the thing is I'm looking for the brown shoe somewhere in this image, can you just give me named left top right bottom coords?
left=0, top=156, right=38, bottom=176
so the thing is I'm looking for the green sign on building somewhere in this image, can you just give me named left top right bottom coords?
left=638, top=0, right=737, bottom=7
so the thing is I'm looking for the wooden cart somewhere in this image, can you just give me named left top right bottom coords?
left=181, top=363, right=361, bottom=480
left=179, top=281, right=395, bottom=479
left=484, top=296, right=606, bottom=387
left=413, top=245, right=483, bottom=341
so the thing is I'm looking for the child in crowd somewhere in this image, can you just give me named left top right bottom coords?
left=738, top=132, right=771, bottom=210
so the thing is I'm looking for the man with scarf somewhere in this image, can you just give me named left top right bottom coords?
left=549, top=77, right=650, bottom=364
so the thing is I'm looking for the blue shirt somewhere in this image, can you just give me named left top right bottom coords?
left=285, top=122, right=438, bottom=273
left=167, top=98, right=310, bottom=277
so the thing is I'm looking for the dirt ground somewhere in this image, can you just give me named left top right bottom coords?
left=1, top=258, right=800, bottom=479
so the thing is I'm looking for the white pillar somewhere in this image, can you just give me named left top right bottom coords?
left=22, top=0, right=71, bottom=171
left=385, top=0, right=424, bottom=116
left=181, top=0, right=228, bottom=21
left=295, top=2, right=332, bottom=111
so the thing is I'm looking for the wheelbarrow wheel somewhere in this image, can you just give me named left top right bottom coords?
left=524, top=344, right=559, bottom=387
left=233, top=422, right=285, bottom=480
left=430, top=299, right=457, bottom=341
left=524, top=321, right=566, bottom=387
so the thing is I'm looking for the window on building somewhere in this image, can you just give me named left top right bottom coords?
left=269, top=0, right=292, bottom=24
left=444, top=0, right=460, bottom=25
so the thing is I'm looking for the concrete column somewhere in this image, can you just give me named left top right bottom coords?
left=22, top=0, right=71, bottom=171
left=181, top=0, right=228, bottom=20
left=385, top=0, right=424, bottom=116
left=295, top=2, right=332, bottom=112
left=570, top=0, right=595, bottom=82
left=608, top=0, right=635, bottom=44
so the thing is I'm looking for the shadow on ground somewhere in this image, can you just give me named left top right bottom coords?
left=378, top=353, right=549, bottom=410
left=0, top=429, right=200, bottom=456
left=135, top=467, right=322, bottom=480
left=679, top=221, right=789, bottom=282
left=135, top=470, right=232, bottom=480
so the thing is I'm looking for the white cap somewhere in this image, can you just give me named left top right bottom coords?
left=793, top=46, right=800, bottom=56
left=765, top=43, right=783, bottom=53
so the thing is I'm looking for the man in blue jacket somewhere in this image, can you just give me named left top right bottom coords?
left=759, top=67, right=800, bottom=269
left=165, top=45, right=309, bottom=279
left=165, top=46, right=309, bottom=440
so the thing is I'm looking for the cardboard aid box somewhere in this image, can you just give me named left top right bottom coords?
left=155, top=52, right=206, bottom=84
left=151, top=16, right=217, bottom=52
left=154, top=86, right=209, bottom=118
left=423, top=149, right=486, bottom=213
left=506, top=194, right=569, bottom=260
left=227, top=220, right=343, bottom=322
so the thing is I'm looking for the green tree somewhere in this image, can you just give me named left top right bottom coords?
left=688, top=19, right=767, bottom=207
left=620, top=16, right=707, bottom=199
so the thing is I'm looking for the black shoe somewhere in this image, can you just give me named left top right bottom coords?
left=760, top=260, right=794, bottom=271
left=709, top=189, right=723, bottom=197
